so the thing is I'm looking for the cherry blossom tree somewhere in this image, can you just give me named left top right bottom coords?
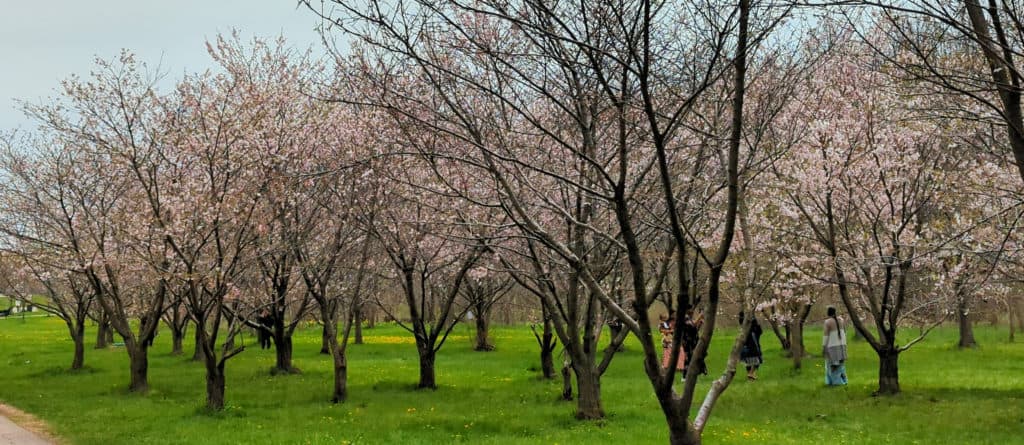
left=771, top=31, right=1019, bottom=394
left=0, top=135, right=98, bottom=370
left=827, top=1, right=1024, bottom=186
left=304, top=2, right=803, bottom=444
left=18, top=57, right=172, bottom=393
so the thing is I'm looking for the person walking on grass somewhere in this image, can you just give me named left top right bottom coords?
left=682, top=308, right=706, bottom=376
left=739, top=311, right=763, bottom=381
left=822, top=306, right=848, bottom=386
left=659, top=313, right=685, bottom=380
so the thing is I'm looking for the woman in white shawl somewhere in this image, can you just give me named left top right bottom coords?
left=823, top=306, right=848, bottom=386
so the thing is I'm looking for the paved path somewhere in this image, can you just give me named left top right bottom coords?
left=0, top=410, right=53, bottom=445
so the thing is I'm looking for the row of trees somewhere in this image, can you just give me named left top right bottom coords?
left=2, top=2, right=1024, bottom=444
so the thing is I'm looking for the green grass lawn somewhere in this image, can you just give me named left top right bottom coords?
left=0, top=316, right=1021, bottom=444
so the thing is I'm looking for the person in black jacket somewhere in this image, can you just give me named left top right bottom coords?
left=739, top=311, right=763, bottom=381
left=681, top=308, right=706, bottom=376
left=256, top=309, right=274, bottom=350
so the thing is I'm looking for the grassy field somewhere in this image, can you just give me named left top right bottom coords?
left=0, top=316, right=1021, bottom=444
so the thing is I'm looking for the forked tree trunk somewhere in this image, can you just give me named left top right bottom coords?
left=127, top=344, right=150, bottom=393
left=650, top=375, right=702, bottom=445
left=171, top=328, right=185, bottom=355
left=540, top=332, right=556, bottom=379
left=95, top=316, right=112, bottom=349
left=667, top=414, right=701, bottom=445
left=877, top=349, right=900, bottom=395
left=573, top=366, right=604, bottom=420
left=272, top=333, right=299, bottom=374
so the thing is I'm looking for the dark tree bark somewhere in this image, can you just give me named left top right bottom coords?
left=170, top=324, right=186, bottom=356
left=957, top=297, right=978, bottom=349
left=353, top=304, right=364, bottom=345
left=561, top=362, right=573, bottom=401
left=325, top=311, right=355, bottom=403
left=764, top=313, right=790, bottom=351
left=332, top=345, right=349, bottom=402
left=163, top=297, right=189, bottom=356
left=204, top=361, right=227, bottom=411
left=383, top=243, right=482, bottom=391
left=1011, top=302, right=1017, bottom=342
left=70, top=328, right=86, bottom=370
left=473, top=310, right=493, bottom=351
left=416, top=346, right=437, bottom=390
left=540, top=319, right=557, bottom=379
left=789, top=320, right=806, bottom=370
left=95, top=311, right=113, bottom=349
left=573, top=365, right=604, bottom=419
left=127, top=343, right=150, bottom=393
left=271, top=322, right=299, bottom=374
left=320, top=325, right=331, bottom=354
left=192, top=326, right=204, bottom=361
left=877, top=348, right=900, bottom=395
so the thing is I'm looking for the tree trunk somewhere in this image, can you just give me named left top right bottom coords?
left=71, top=332, right=85, bottom=370
left=354, top=306, right=364, bottom=345
left=539, top=311, right=556, bottom=379
left=320, top=326, right=331, bottom=354
left=473, top=314, right=494, bottom=351
left=560, top=362, right=573, bottom=401
left=205, top=362, right=226, bottom=411
left=331, top=347, right=348, bottom=403
left=366, top=307, right=376, bottom=329
left=667, top=415, right=701, bottom=445
left=272, top=334, right=298, bottom=374
left=877, top=349, right=900, bottom=395
left=1017, top=299, right=1024, bottom=330
left=95, top=317, right=112, bottom=349
left=1010, top=302, right=1017, bottom=342
left=573, top=366, right=604, bottom=420
left=765, top=313, right=790, bottom=353
left=192, top=326, right=204, bottom=361
left=789, top=321, right=805, bottom=370
left=957, top=300, right=978, bottom=349
left=171, top=323, right=187, bottom=358
left=417, top=348, right=437, bottom=389
left=127, top=345, right=150, bottom=393
left=541, top=340, right=556, bottom=379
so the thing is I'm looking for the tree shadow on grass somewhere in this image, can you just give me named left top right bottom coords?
left=28, top=365, right=100, bottom=378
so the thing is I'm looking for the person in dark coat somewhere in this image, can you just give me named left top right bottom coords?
left=739, top=311, right=763, bottom=381
left=681, top=308, right=706, bottom=376
left=256, top=309, right=274, bottom=350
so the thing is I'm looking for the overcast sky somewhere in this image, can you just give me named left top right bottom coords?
left=0, top=0, right=328, bottom=130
